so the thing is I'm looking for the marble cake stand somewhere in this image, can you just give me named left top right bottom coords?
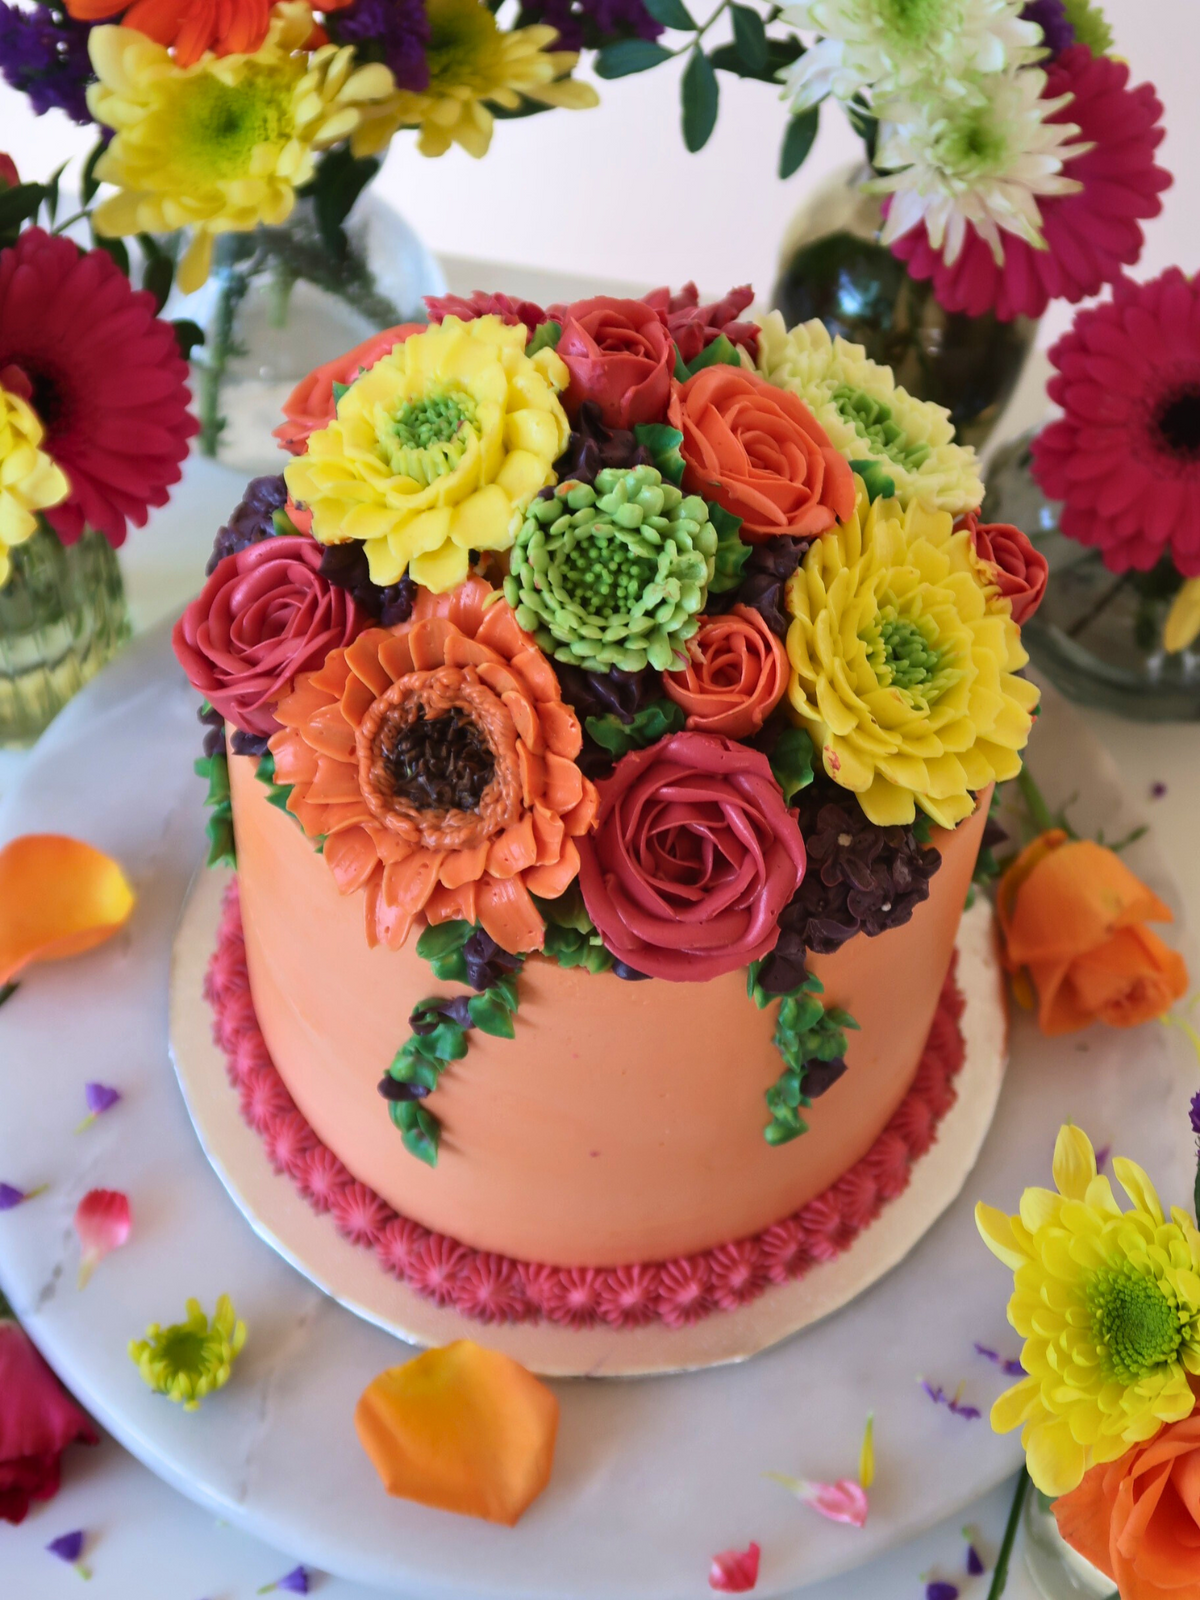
left=0, top=621, right=1194, bottom=1599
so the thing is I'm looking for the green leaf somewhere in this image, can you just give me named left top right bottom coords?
left=641, top=0, right=697, bottom=25
left=417, top=921, right=474, bottom=961
left=312, top=146, right=380, bottom=259
left=172, top=320, right=205, bottom=360
left=911, top=810, right=935, bottom=846
left=779, top=105, right=820, bottom=180
left=541, top=923, right=614, bottom=973
left=848, top=458, right=896, bottom=502
left=44, top=161, right=67, bottom=226
left=586, top=697, right=685, bottom=758
left=681, top=48, right=719, bottom=151
left=81, top=140, right=106, bottom=206
left=526, top=320, right=561, bottom=356
left=531, top=880, right=595, bottom=934
left=595, top=39, right=672, bottom=77
left=89, top=227, right=130, bottom=278
left=709, top=34, right=802, bottom=82
left=769, top=725, right=815, bottom=803
left=0, top=184, right=46, bottom=246
left=730, top=4, right=768, bottom=72
left=394, top=1102, right=440, bottom=1165
left=683, top=332, right=741, bottom=377
left=468, top=991, right=517, bottom=1039
left=707, top=501, right=750, bottom=593
left=143, top=254, right=174, bottom=313
left=389, top=1050, right=442, bottom=1094
left=204, top=810, right=237, bottom=869
left=0, top=982, right=17, bottom=1010
left=846, top=98, right=878, bottom=163
left=331, top=380, right=350, bottom=406
left=634, top=422, right=685, bottom=485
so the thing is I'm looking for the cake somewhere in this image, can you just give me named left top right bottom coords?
left=176, top=285, right=1041, bottom=1330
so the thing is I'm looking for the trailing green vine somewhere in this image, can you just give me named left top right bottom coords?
left=533, top=884, right=614, bottom=974
left=747, top=963, right=859, bottom=1146
left=195, top=746, right=236, bottom=869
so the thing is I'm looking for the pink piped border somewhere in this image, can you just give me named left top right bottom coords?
left=204, top=881, right=966, bottom=1329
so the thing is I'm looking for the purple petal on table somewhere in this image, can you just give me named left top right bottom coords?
left=974, top=1342, right=1024, bottom=1378
left=46, top=1531, right=85, bottom=1563
left=0, top=1184, right=26, bottom=1210
left=966, top=1541, right=985, bottom=1575
left=257, top=1568, right=311, bottom=1595
left=1151, top=781, right=1168, bottom=799
left=85, top=1083, right=121, bottom=1116
left=926, top=1584, right=959, bottom=1600
left=920, top=1380, right=981, bottom=1421
left=1094, top=1144, right=1111, bottom=1172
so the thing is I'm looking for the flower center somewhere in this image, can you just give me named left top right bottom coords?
left=157, top=1326, right=207, bottom=1376
left=560, top=527, right=661, bottom=622
left=876, top=0, right=952, bottom=47
left=174, top=69, right=292, bottom=180
left=1088, top=1264, right=1183, bottom=1383
left=1153, top=385, right=1200, bottom=462
left=863, top=605, right=951, bottom=697
left=833, top=385, right=930, bottom=473
left=425, top=0, right=498, bottom=90
left=380, top=388, right=478, bottom=483
left=937, top=101, right=1010, bottom=174
left=380, top=705, right=495, bottom=812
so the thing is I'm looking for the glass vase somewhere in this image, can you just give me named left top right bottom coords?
left=0, top=524, right=131, bottom=748
left=772, top=164, right=1039, bottom=453
left=1023, top=1488, right=1117, bottom=1599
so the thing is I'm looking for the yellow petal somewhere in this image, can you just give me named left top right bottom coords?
left=1052, top=1125, right=1096, bottom=1202
left=1164, top=578, right=1200, bottom=654
left=975, top=1202, right=1029, bottom=1270
left=1111, top=1156, right=1165, bottom=1225
left=0, top=834, right=135, bottom=985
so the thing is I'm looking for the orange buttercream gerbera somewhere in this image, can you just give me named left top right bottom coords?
left=269, top=577, right=598, bottom=955
left=65, top=0, right=345, bottom=66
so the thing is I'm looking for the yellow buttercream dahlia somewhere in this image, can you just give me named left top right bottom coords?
left=977, top=1125, right=1200, bottom=1498
left=0, top=384, right=69, bottom=587
left=284, top=314, right=571, bottom=591
left=754, top=312, right=984, bottom=514
left=87, top=2, right=397, bottom=293
left=785, top=481, right=1037, bottom=828
left=351, top=0, right=598, bottom=160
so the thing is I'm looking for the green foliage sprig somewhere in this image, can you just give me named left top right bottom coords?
left=747, top=963, right=859, bottom=1145
left=195, top=749, right=236, bottom=869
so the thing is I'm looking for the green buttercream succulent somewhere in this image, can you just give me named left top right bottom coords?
left=504, top=465, right=718, bottom=674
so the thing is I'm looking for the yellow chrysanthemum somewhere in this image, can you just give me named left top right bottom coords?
left=352, top=0, right=598, bottom=160
left=87, top=2, right=397, bottom=293
left=785, top=480, right=1038, bottom=828
left=0, top=383, right=68, bottom=588
left=129, top=1293, right=247, bottom=1411
left=754, top=312, right=984, bottom=514
left=285, top=314, right=570, bottom=591
left=977, top=1126, right=1200, bottom=1497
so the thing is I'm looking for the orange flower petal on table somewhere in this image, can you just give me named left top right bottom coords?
left=354, top=1340, right=559, bottom=1526
left=0, top=835, right=135, bottom=987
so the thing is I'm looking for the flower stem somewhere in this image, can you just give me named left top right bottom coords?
left=1065, top=569, right=1132, bottom=640
left=986, top=1465, right=1029, bottom=1600
left=1016, top=768, right=1055, bottom=835
left=196, top=265, right=250, bottom=458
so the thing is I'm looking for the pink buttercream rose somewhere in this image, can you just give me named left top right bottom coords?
left=172, top=537, right=364, bottom=738
left=551, top=295, right=674, bottom=429
left=577, top=730, right=806, bottom=982
left=0, top=1314, right=98, bottom=1524
left=958, top=512, right=1048, bottom=625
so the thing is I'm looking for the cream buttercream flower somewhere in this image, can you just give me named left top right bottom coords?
left=0, top=383, right=69, bottom=587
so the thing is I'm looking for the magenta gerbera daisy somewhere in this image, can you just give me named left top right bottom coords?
left=888, top=46, right=1171, bottom=322
left=1031, top=269, right=1200, bottom=577
left=0, top=228, right=196, bottom=548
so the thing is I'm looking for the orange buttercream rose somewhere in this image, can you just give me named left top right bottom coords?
left=1055, top=1409, right=1200, bottom=1600
left=661, top=604, right=788, bottom=737
left=997, top=829, right=1187, bottom=1036
left=269, top=577, right=598, bottom=955
left=668, top=365, right=855, bottom=542
left=273, top=324, right=423, bottom=456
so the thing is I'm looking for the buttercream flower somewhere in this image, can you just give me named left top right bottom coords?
left=129, top=1293, right=246, bottom=1410
left=977, top=1125, right=1200, bottom=1496
left=641, top=282, right=759, bottom=366
left=87, top=3, right=398, bottom=293
left=997, top=829, right=1187, bottom=1035
left=668, top=364, right=855, bottom=542
left=754, top=314, right=983, bottom=514
left=662, top=605, right=788, bottom=737
left=173, top=537, right=366, bottom=739
left=958, top=511, right=1047, bottom=624
left=504, top=465, right=717, bottom=673
left=786, top=482, right=1037, bottom=828
left=551, top=295, right=674, bottom=431
left=1031, top=270, right=1200, bottom=577
left=576, top=730, right=806, bottom=982
left=273, top=324, right=421, bottom=456
left=0, top=380, right=67, bottom=586
left=426, top=290, right=548, bottom=337
left=285, top=315, right=570, bottom=593
left=270, top=577, right=598, bottom=954
left=1055, top=1408, right=1200, bottom=1600
left=0, top=1304, right=98, bottom=1524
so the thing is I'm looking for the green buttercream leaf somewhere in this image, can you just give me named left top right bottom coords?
left=754, top=971, right=856, bottom=1145
left=272, top=506, right=301, bottom=537
left=849, top=458, right=897, bottom=502
left=388, top=1049, right=442, bottom=1094
left=586, top=697, right=686, bottom=758
left=532, top=881, right=595, bottom=934
left=526, top=320, right=562, bottom=356
left=416, top=921, right=474, bottom=961
left=489, top=974, right=520, bottom=1013
left=747, top=962, right=823, bottom=1010
left=196, top=752, right=230, bottom=807
left=634, top=422, right=685, bottom=486
left=542, top=923, right=614, bottom=973
left=769, top=725, right=815, bottom=803
left=911, top=810, right=935, bottom=846
left=707, top=502, right=750, bottom=594
left=684, top=332, right=741, bottom=378
left=204, top=810, right=236, bottom=869
left=393, top=1101, right=440, bottom=1165
left=331, top=381, right=350, bottom=405
left=468, top=991, right=516, bottom=1038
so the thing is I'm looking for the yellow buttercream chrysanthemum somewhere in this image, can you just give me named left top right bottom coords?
left=352, top=0, right=598, bottom=160
left=0, top=384, right=68, bottom=588
left=87, top=3, right=397, bottom=293
left=285, top=314, right=570, bottom=591
left=129, top=1293, right=247, bottom=1411
left=977, top=1126, right=1200, bottom=1497
left=754, top=312, right=984, bottom=514
left=785, top=480, right=1037, bottom=828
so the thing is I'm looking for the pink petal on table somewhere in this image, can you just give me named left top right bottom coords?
left=765, top=1473, right=869, bottom=1528
left=74, top=1189, right=131, bottom=1287
left=709, top=1541, right=760, bottom=1592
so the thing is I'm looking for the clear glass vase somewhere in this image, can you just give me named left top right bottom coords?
left=1023, top=1489, right=1117, bottom=1599
left=0, top=524, right=131, bottom=748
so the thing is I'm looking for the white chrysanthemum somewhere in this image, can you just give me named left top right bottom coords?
left=778, top=0, right=1043, bottom=112
left=753, top=312, right=984, bottom=514
left=872, top=68, right=1089, bottom=265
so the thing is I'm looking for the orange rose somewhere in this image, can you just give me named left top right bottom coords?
left=667, top=366, right=855, bottom=542
left=1055, top=1408, right=1200, bottom=1600
left=273, top=325, right=423, bottom=455
left=997, top=829, right=1187, bottom=1036
left=661, top=604, right=788, bottom=738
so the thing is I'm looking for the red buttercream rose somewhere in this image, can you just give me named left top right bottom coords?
left=273, top=324, right=421, bottom=455
left=577, top=730, right=806, bottom=982
left=0, top=1315, right=98, bottom=1524
left=551, top=296, right=674, bottom=429
left=173, top=537, right=364, bottom=738
left=642, top=282, right=759, bottom=365
left=958, top=511, right=1048, bottom=625
left=662, top=605, right=788, bottom=737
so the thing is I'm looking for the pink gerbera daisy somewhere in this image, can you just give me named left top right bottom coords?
left=1031, top=270, right=1200, bottom=577
left=889, top=46, right=1171, bottom=322
left=0, top=229, right=196, bottom=547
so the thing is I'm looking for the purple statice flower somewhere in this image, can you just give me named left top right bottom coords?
left=85, top=1082, right=120, bottom=1116
left=1190, top=1091, right=1200, bottom=1138
left=0, top=0, right=94, bottom=124
left=46, top=1530, right=86, bottom=1563
left=257, top=1568, right=311, bottom=1596
left=974, top=1342, right=1024, bottom=1378
left=329, top=0, right=429, bottom=91
left=516, top=0, right=661, bottom=52
left=926, top=1584, right=959, bottom=1600
left=921, top=1380, right=981, bottom=1421
left=1020, top=0, right=1074, bottom=55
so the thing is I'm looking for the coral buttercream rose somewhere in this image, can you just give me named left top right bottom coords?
left=1054, top=1409, right=1200, bottom=1600
left=0, top=1310, right=98, bottom=1524
left=577, top=730, right=806, bottom=981
left=273, top=324, right=422, bottom=455
left=662, top=605, right=788, bottom=737
left=959, top=512, right=1048, bottom=625
left=998, top=829, right=1188, bottom=1035
left=552, top=296, right=673, bottom=429
left=668, top=366, right=856, bottom=542
left=173, top=537, right=365, bottom=738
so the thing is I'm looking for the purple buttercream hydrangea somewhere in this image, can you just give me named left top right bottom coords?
left=1021, top=0, right=1074, bottom=55
left=516, top=0, right=661, bottom=52
left=0, top=0, right=94, bottom=124
left=328, top=0, right=429, bottom=91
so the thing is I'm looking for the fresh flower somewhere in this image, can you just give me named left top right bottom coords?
left=889, top=47, right=1171, bottom=321
left=129, top=1292, right=246, bottom=1409
left=504, top=465, right=717, bottom=673
left=642, top=281, right=759, bottom=366
left=273, top=324, right=420, bottom=455
left=552, top=294, right=673, bottom=431
left=958, top=511, right=1047, bottom=624
left=73, top=1187, right=131, bottom=1287
left=326, top=0, right=428, bottom=91
left=173, top=538, right=367, bottom=739
left=708, top=1541, right=761, bottom=1593
left=0, top=227, right=196, bottom=546
left=668, top=365, right=856, bottom=542
left=1054, top=1407, right=1200, bottom=1600
left=754, top=315, right=983, bottom=514
left=65, top=0, right=349, bottom=69
left=87, top=2, right=398, bottom=293
left=1164, top=579, right=1200, bottom=656
left=662, top=605, right=789, bottom=738
left=0, top=1302, right=98, bottom=1523
left=1061, top=0, right=1111, bottom=54
left=996, top=829, right=1187, bottom=1035
left=1031, top=269, right=1200, bottom=577
left=0, top=153, right=16, bottom=186
left=785, top=482, right=1038, bottom=828
left=514, top=0, right=662, bottom=53
left=576, top=730, right=806, bottom=982
left=0, top=380, right=68, bottom=585
left=284, top=314, right=570, bottom=593
left=270, top=577, right=598, bottom=954
left=977, top=1125, right=1200, bottom=1496
left=355, top=1340, right=558, bottom=1525
left=0, top=833, right=136, bottom=986
left=1021, top=0, right=1074, bottom=56
left=0, top=0, right=94, bottom=123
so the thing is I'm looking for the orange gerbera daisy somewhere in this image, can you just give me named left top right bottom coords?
left=269, top=576, right=598, bottom=955
left=65, top=0, right=345, bottom=66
